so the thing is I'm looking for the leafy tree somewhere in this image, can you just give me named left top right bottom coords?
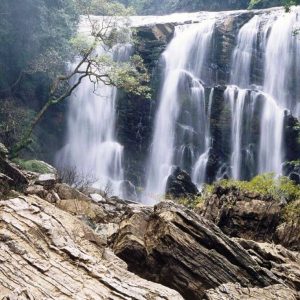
left=0, top=0, right=149, bottom=155
left=8, top=0, right=150, bottom=156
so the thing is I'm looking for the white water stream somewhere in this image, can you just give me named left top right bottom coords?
left=56, top=44, right=132, bottom=197
left=57, top=6, right=300, bottom=203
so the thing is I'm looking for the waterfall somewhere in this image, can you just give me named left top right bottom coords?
left=192, top=88, right=214, bottom=185
left=258, top=9, right=300, bottom=174
left=226, top=87, right=248, bottom=179
left=226, top=15, right=260, bottom=179
left=226, top=8, right=300, bottom=179
left=230, top=15, right=260, bottom=88
left=143, top=19, right=215, bottom=204
left=56, top=44, right=132, bottom=197
left=56, top=7, right=300, bottom=204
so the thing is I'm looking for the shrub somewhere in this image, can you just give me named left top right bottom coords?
left=177, top=195, right=204, bottom=209
left=202, top=173, right=300, bottom=203
left=283, top=200, right=300, bottom=222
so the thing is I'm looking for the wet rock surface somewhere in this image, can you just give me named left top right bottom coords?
left=166, top=167, right=199, bottom=199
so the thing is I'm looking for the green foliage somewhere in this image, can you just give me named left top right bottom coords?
left=177, top=195, right=204, bottom=209
left=117, top=0, right=299, bottom=14
left=248, top=0, right=299, bottom=9
left=0, top=0, right=79, bottom=89
left=203, top=173, right=300, bottom=202
left=117, top=0, right=249, bottom=14
left=77, top=0, right=133, bottom=15
left=283, top=200, right=300, bottom=222
left=0, top=99, right=34, bottom=147
left=13, top=158, right=56, bottom=174
left=109, top=55, right=151, bottom=98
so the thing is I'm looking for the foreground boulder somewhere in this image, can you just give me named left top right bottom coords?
left=0, top=196, right=183, bottom=299
left=111, top=201, right=281, bottom=299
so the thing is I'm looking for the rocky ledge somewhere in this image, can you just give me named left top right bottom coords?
left=0, top=196, right=182, bottom=299
left=0, top=154, right=299, bottom=299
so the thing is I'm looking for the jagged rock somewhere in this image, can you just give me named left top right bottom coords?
left=275, top=221, right=300, bottom=252
left=0, top=196, right=183, bottom=299
left=0, top=173, right=13, bottom=197
left=0, top=157, right=29, bottom=188
left=90, top=193, right=105, bottom=203
left=283, top=160, right=300, bottom=184
left=56, top=198, right=107, bottom=227
left=0, top=143, right=8, bottom=159
left=204, top=283, right=297, bottom=299
left=45, top=190, right=61, bottom=204
left=55, top=183, right=90, bottom=201
left=25, top=184, right=47, bottom=198
left=199, top=186, right=282, bottom=242
left=235, top=238, right=300, bottom=292
left=112, top=201, right=280, bottom=299
left=35, top=173, right=57, bottom=188
left=166, top=167, right=199, bottom=199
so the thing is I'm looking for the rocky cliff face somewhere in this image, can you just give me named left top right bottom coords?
left=199, top=185, right=300, bottom=251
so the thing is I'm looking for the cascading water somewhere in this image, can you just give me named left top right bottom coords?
left=225, top=15, right=260, bottom=179
left=192, top=88, right=214, bottom=185
left=56, top=44, right=132, bottom=197
left=143, top=7, right=300, bottom=202
left=143, top=19, right=215, bottom=203
left=57, top=7, right=300, bottom=204
left=258, top=9, right=300, bottom=174
left=230, top=15, right=260, bottom=88
left=225, top=8, right=300, bottom=179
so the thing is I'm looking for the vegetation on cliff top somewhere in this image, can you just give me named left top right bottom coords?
left=202, top=173, right=300, bottom=203
left=117, top=0, right=299, bottom=14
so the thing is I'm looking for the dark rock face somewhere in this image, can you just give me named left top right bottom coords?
left=116, top=25, right=171, bottom=187
left=166, top=167, right=199, bottom=199
left=112, top=201, right=280, bottom=300
left=0, top=156, right=29, bottom=190
left=199, top=186, right=283, bottom=242
left=284, top=114, right=300, bottom=169
left=0, top=173, right=14, bottom=196
left=275, top=220, right=300, bottom=252
left=283, top=161, right=300, bottom=184
left=211, top=13, right=255, bottom=85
